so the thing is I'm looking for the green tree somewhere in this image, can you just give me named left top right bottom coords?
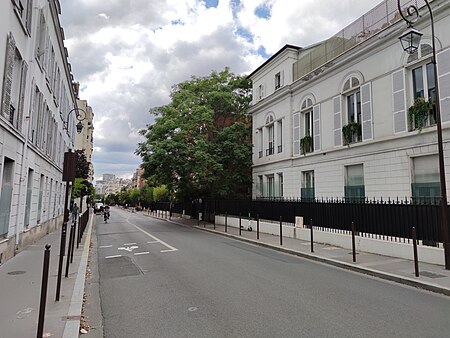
left=75, top=150, right=90, bottom=180
left=153, top=185, right=169, bottom=201
left=140, top=185, right=154, bottom=206
left=136, top=68, right=252, bottom=200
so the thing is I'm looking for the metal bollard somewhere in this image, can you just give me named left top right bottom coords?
left=37, top=244, right=51, bottom=338
left=351, top=222, right=356, bottom=263
left=279, top=216, right=283, bottom=246
left=56, top=223, right=67, bottom=301
left=257, top=214, right=260, bottom=240
left=213, top=212, right=216, bottom=230
left=77, top=215, right=81, bottom=249
left=225, top=212, right=228, bottom=233
left=310, top=218, right=314, bottom=253
left=70, top=220, right=76, bottom=263
left=412, top=227, right=419, bottom=277
left=239, top=213, right=242, bottom=236
left=65, top=223, right=75, bottom=278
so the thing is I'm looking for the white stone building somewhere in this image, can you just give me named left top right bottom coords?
left=0, top=0, right=79, bottom=263
left=249, top=0, right=450, bottom=202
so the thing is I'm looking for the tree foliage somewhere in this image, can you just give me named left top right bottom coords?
left=136, top=68, right=252, bottom=200
left=75, top=149, right=90, bottom=180
left=71, top=150, right=92, bottom=199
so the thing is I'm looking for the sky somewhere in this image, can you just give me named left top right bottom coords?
left=59, top=0, right=381, bottom=182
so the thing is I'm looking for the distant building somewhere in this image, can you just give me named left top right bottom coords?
left=75, top=94, right=94, bottom=182
left=103, top=173, right=115, bottom=182
left=135, top=168, right=146, bottom=189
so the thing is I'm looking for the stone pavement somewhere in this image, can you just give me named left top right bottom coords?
left=0, top=213, right=93, bottom=338
left=146, top=212, right=450, bottom=297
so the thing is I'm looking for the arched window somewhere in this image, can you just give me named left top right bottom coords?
left=300, top=97, right=314, bottom=154
left=342, top=75, right=363, bottom=144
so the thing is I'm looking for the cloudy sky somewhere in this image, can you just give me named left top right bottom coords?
left=59, top=0, right=381, bottom=181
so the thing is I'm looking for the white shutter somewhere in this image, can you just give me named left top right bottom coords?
left=17, top=60, right=28, bottom=132
left=333, top=96, right=342, bottom=146
left=281, top=70, right=284, bottom=87
left=437, top=48, right=450, bottom=123
left=392, top=69, right=407, bottom=133
left=26, top=0, right=33, bottom=34
left=1, top=33, right=16, bottom=119
left=313, top=104, right=321, bottom=151
left=293, top=112, right=300, bottom=156
left=28, top=81, right=36, bottom=141
left=361, top=82, right=373, bottom=141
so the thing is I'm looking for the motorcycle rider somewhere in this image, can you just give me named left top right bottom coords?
left=103, top=205, right=110, bottom=222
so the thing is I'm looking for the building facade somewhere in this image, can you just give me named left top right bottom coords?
left=75, top=97, right=94, bottom=181
left=249, top=0, right=450, bottom=202
left=0, top=0, right=79, bottom=263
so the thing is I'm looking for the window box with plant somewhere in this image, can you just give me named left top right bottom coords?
left=408, top=97, right=434, bottom=131
left=300, top=135, right=313, bottom=155
left=342, top=121, right=361, bottom=145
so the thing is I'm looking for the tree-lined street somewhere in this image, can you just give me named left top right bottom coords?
left=91, top=208, right=450, bottom=337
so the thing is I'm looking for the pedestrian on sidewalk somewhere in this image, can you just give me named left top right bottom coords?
left=71, top=203, right=79, bottom=223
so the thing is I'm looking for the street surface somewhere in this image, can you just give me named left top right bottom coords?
left=91, top=207, right=450, bottom=338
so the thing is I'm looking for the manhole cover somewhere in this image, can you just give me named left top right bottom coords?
left=7, top=271, right=26, bottom=275
left=420, top=271, right=446, bottom=279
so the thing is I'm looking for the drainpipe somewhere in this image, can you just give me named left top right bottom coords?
left=15, top=116, right=31, bottom=251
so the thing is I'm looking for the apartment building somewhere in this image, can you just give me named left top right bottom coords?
left=249, top=0, right=450, bottom=201
left=0, top=0, right=79, bottom=263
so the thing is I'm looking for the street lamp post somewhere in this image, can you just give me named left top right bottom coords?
left=397, top=0, right=450, bottom=269
left=61, top=107, right=86, bottom=134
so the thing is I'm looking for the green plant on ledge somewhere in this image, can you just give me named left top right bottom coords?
left=300, top=135, right=313, bottom=155
left=408, top=97, right=433, bottom=131
left=342, top=121, right=361, bottom=145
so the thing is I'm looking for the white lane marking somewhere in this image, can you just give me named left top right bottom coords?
left=126, top=219, right=178, bottom=253
left=160, top=249, right=177, bottom=253
left=124, top=242, right=136, bottom=245
left=105, top=255, right=122, bottom=259
left=118, top=245, right=138, bottom=252
left=134, top=251, right=150, bottom=256
left=99, top=245, right=112, bottom=248
left=147, top=241, right=159, bottom=244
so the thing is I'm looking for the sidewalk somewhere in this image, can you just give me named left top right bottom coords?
left=0, top=213, right=93, bottom=338
left=147, top=212, right=450, bottom=296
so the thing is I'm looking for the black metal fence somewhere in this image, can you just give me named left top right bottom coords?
left=153, top=198, right=444, bottom=244
left=153, top=199, right=442, bottom=245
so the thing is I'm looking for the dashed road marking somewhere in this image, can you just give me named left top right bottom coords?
left=105, top=255, right=122, bottom=259
left=134, top=252, right=150, bottom=256
left=99, top=245, right=112, bottom=248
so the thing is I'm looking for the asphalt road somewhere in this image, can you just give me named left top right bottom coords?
left=92, top=207, right=450, bottom=338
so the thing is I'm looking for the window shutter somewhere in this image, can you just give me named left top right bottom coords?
left=361, top=82, right=373, bottom=141
left=437, top=48, right=450, bottom=123
left=28, top=81, right=36, bottom=140
left=392, top=69, right=407, bottom=133
left=26, top=0, right=33, bottom=34
left=313, top=104, right=321, bottom=151
left=1, top=33, right=16, bottom=119
left=293, top=112, right=300, bottom=156
left=333, top=96, right=342, bottom=146
left=281, top=70, right=284, bottom=86
left=17, top=60, right=28, bottom=132
left=261, top=84, right=265, bottom=98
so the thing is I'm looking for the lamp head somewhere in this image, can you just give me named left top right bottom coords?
left=399, top=27, right=423, bottom=55
left=76, top=121, right=83, bottom=134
